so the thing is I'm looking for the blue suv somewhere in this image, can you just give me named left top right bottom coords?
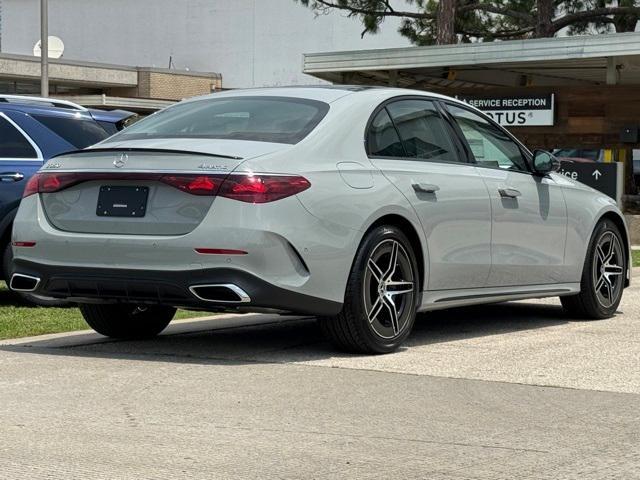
left=0, top=95, right=135, bottom=304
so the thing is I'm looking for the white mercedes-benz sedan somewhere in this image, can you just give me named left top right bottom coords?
left=10, top=86, right=631, bottom=353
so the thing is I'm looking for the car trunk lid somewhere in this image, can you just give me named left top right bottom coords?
left=37, top=145, right=282, bottom=236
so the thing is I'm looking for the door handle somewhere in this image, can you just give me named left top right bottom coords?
left=412, top=183, right=440, bottom=194
left=0, top=172, right=24, bottom=183
left=499, top=187, right=522, bottom=198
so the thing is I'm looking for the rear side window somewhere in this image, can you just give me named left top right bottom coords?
left=0, top=116, right=38, bottom=159
left=33, top=115, right=110, bottom=149
left=114, top=96, right=330, bottom=144
left=368, top=109, right=405, bottom=157
left=386, top=100, right=458, bottom=162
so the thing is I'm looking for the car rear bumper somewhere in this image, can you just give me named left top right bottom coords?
left=11, top=258, right=343, bottom=316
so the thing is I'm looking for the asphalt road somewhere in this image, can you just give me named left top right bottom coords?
left=1, top=272, right=638, bottom=479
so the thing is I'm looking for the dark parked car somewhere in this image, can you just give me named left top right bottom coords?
left=0, top=94, right=135, bottom=304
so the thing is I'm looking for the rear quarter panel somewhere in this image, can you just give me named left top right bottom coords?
left=233, top=91, right=429, bottom=294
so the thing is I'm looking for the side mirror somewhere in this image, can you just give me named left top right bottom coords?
left=532, top=149, right=560, bottom=175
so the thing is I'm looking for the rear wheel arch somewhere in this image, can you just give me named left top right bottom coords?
left=363, top=214, right=426, bottom=292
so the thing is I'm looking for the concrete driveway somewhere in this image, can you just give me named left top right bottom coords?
left=1, top=272, right=638, bottom=479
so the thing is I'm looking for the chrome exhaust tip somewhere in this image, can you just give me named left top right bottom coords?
left=189, top=284, right=251, bottom=303
left=10, top=273, right=41, bottom=292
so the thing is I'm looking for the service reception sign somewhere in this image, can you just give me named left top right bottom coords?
left=457, top=94, right=555, bottom=127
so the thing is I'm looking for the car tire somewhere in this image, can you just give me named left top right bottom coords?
left=319, top=225, right=419, bottom=354
left=79, top=304, right=176, bottom=339
left=2, top=240, right=71, bottom=307
left=560, top=219, right=626, bottom=319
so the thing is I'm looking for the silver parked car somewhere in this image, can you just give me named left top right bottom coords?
left=10, top=87, right=631, bottom=353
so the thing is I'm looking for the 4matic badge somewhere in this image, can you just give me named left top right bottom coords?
left=198, top=163, right=229, bottom=171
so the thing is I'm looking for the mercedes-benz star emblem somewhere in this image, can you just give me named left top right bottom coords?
left=113, top=153, right=128, bottom=168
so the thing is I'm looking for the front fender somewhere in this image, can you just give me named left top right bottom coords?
left=593, top=206, right=632, bottom=287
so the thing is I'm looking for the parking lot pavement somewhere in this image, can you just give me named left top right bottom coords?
left=0, top=272, right=638, bottom=479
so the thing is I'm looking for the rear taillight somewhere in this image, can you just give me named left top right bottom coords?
left=23, top=172, right=111, bottom=197
left=22, top=172, right=310, bottom=203
left=22, top=174, right=40, bottom=198
left=160, top=175, right=223, bottom=196
left=218, top=174, right=311, bottom=203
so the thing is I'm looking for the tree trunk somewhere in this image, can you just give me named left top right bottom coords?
left=614, top=14, right=639, bottom=32
left=536, top=0, right=555, bottom=37
left=436, top=0, right=456, bottom=45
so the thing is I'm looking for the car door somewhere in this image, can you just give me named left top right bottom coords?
left=444, top=103, right=568, bottom=287
left=367, top=98, right=492, bottom=290
left=0, top=112, right=42, bottom=220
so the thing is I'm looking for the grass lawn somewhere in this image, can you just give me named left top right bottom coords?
left=0, top=283, right=212, bottom=341
left=633, top=250, right=640, bottom=268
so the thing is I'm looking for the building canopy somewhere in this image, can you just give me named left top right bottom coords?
left=303, top=32, right=640, bottom=89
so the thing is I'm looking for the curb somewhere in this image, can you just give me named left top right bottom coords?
left=0, top=313, right=299, bottom=347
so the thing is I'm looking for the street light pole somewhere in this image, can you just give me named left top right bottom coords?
left=40, top=0, right=49, bottom=97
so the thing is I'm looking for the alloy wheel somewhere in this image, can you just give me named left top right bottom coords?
left=363, top=239, right=416, bottom=339
left=592, top=231, right=624, bottom=308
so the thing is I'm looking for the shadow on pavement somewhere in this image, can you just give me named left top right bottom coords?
left=0, top=300, right=573, bottom=365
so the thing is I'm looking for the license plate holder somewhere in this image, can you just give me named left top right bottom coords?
left=97, top=186, right=149, bottom=217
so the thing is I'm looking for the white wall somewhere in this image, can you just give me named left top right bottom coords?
left=0, top=0, right=410, bottom=88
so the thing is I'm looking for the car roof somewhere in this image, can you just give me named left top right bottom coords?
left=182, top=85, right=471, bottom=109
left=0, top=100, right=134, bottom=124
left=0, top=101, right=95, bottom=120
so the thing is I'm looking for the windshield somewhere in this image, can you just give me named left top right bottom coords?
left=112, top=96, right=330, bottom=145
left=34, top=115, right=111, bottom=149
left=552, top=148, right=600, bottom=161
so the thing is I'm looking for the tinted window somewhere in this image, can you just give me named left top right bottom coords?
left=97, top=120, right=119, bottom=136
left=447, top=105, right=528, bottom=171
left=386, top=100, right=458, bottom=162
left=0, top=116, right=38, bottom=159
left=114, top=96, right=330, bottom=145
left=34, top=115, right=110, bottom=149
left=553, top=148, right=600, bottom=161
left=368, top=109, right=405, bottom=157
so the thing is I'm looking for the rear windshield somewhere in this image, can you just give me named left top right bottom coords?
left=34, top=115, right=111, bottom=149
left=112, top=96, right=329, bottom=144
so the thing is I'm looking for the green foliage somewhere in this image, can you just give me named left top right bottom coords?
left=568, top=0, right=640, bottom=34
left=296, top=0, right=640, bottom=45
left=0, top=283, right=211, bottom=340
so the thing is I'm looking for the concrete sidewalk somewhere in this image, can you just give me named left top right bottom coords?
left=0, top=272, right=638, bottom=479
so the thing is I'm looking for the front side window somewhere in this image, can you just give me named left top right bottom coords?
left=34, top=115, right=110, bottom=149
left=386, top=100, right=458, bottom=163
left=112, top=96, right=330, bottom=145
left=447, top=104, right=529, bottom=172
left=0, top=116, right=38, bottom=159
